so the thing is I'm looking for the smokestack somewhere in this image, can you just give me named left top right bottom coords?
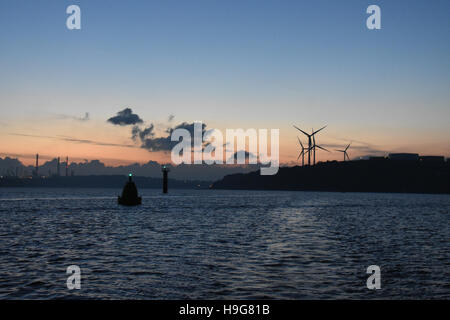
left=66, top=156, right=69, bottom=177
left=35, top=154, right=39, bottom=177
left=57, top=157, right=60, bottom=176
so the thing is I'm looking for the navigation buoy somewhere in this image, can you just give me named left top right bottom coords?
left=118, top=174, right=142, bottom=206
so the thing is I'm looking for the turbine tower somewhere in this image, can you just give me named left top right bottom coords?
left=296, top=137, right=309, bottom=166
left=336, top=143, right=351, bottom=161
left=293, top=125, right=327, bottom=166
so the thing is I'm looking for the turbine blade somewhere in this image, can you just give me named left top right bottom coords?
left=316, top=145, right=330, bottom=152
left=345, top=143, right=351, bottom=151
left=293, top=125, right=310, bottom=137
left=297, top=136, right=304, bottom=148
left=312, top=125, right=327, bottom=135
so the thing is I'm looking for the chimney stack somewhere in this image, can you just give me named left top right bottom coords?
left=35, top=154, right=39, bottom=177
left=66, top=156, right=69, bottom=177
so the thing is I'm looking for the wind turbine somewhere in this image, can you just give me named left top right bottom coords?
left=312, top=133, right=330, bottom=165
left=297, top=137, right=309, bottom=166
left=336, top=143, right=351, bottom=161
left=293, top=125, right=327, bottom=166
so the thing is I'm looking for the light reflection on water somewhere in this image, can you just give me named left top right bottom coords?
left=0, top=188, right=449, bottom=299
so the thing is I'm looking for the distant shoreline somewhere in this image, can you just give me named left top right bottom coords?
left=0, top=175, right=212, bottom=189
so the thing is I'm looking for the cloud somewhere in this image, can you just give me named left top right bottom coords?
left=132, top=124, right=155, bottom=142
left=131, top=124, right=172, bottom=152
left=56, top=112, right=90, bottom=122
left=57, top=135, right=137, bottom=148
left=169, top=122, right=207, bottom=138
left=140, top=136, right=175, bottom=152
left=133, top=121, right=209, bottom=152
left=322, top=142, right=386, bottom=156
left=107, top=108, right=143, bottom=126
left=9, top=133, right=137, bottom=149
left=106, top=109, right=212, bottom=153
left=106, top=109, right=210, bottom=153
left=228, top=150, right=257, bottom=162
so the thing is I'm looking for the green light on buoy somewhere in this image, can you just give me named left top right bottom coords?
left=129, top=173, right=132, bottom=177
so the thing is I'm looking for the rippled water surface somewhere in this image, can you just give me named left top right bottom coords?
left=0, top=188, right=449, bottom=299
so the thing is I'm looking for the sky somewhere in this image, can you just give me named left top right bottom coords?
left=1, top=0, right=449, bottom=166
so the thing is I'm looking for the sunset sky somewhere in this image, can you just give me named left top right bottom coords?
left=1, top=0, right=449, bottom=166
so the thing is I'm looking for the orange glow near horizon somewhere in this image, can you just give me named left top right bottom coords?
left=1, top=120, right=449, bottom=168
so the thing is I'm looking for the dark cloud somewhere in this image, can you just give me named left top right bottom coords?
left=169, top=122, right=207, bottom=138
left=107, top=108, right=143, bottom=126
left=133, top=122, right=209, bottom=152
left=106, top=109, right=209, bottom=153
left=132, top=124, right=155, bottom=142
left=141, top=136, right=175, bottom=152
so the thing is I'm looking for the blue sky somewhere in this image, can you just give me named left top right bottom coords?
left=0, top=0, right=449, bottom=164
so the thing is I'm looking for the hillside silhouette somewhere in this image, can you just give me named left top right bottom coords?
left=212, top=159, right=450, bottom=194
